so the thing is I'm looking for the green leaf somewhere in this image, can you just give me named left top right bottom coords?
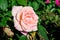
left=28, top=2, right=32, bottom=6
left=0, top=14, right=4, bottom=17
left=19, top=35, right=28, bottom=40
left=36, top=11, right=41, bottom=16
left=38, top=25, right=49, bottom=40
left=0, top=0, right=8, bottom=10
left=16, top=0, right=27, bottom=6
left=32, top=1, right=39, bottom=10
left=55, top=15, right=58, bottom=21
left=4, top=11, right=12, bottom=17
left=45, top=21, right=49, bottom=24
left=0, top=17, right=9, bottom=27
left=16, top=34, right=28, bottom=40
left=36, top=0, right=42, bottom=3
left=50, top=8, right=55, bottom=12
left=57, top=9, right=60, bottom=13
left=12, top=0, right=17, bottom=6
left=36, top=0, right=45, bottom=6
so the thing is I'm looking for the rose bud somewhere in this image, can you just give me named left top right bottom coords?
left=3, top=27, right=14, bottom=37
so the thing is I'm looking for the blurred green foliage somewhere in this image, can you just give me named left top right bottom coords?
left=0, top=0, right=8, bottom=11
left=16, top=0, right=27, bottom=6
left=38, top=20, right=49, bottom=40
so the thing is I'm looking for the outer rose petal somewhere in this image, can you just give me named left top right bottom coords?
left=21, top=31, right=28, bottom=36
left=14, top=18, right=28, bottom=35
left=17, top=11, right=22, bottom=22
left=32, top=25, right=37, bottom=31
left=12, top=6, right=23, bottom=17
left=14, top=17, right=23, bottom=31
left=12, top=6, right=23, bottom=31
left=32, top=12, right=38, bottom=23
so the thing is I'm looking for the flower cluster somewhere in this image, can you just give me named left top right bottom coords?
left=45, top=0, right=60, bottom=6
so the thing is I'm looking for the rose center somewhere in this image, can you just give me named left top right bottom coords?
left=24, top=15, right=34, bottom=25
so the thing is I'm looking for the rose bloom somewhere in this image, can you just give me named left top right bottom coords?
left=45, top=0, right=50, bottom=4
left=55, top=0, right=60, bottom=6
left=12, top=6, right=38, bottom=35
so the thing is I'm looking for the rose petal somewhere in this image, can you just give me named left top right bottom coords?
left=21, top=20, right=32, bottom=32
left=33, top=12, right=38, bottom=22
left=14, top=17, right=23, bottom=31
left=21, top=31, right=28, bottom=35
left=22, top=6, right=38, bottom=25
left=17, top=11, right=22, bottom=21
left=22, top=6, right=34, bottom=20
left=12, top=6, right=23, bottom=17
left=32, top=25, right=38, bottom=31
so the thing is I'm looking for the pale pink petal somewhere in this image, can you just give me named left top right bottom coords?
left=22, top=6, right=33, bottom=12
left=17, top=11, right=22, bottom=21
left=21, top=20, right=32, bottom=32
left=21, top=31, right=28, bottom=35
left=32, top=25, right=38, bottom=31
left=12, top=6, right=23, bottom=17
left=33, top=12, right=38, bottom=22
left=22, top=6, right=38, bottom=25
left=14, top=17, right=23, bottom=31
left=22, top=6, right=34, bottom=20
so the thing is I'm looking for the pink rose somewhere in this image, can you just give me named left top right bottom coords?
left=55, top=0, right=60, bottom=6
left=12, top=6, right=38, bottom=35
left=45, top=0, right=50, bottom=4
